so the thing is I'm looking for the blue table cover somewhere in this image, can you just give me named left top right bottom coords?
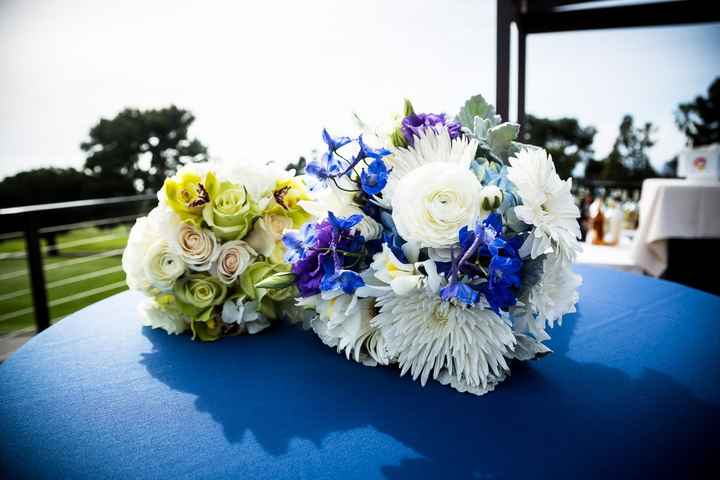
left=1, top=265, right=719, bottom=479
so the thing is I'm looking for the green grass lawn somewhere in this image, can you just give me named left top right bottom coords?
left=0, top=225, right=130, bottom=334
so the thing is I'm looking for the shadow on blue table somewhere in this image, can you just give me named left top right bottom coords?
left=140, top=308, right=719, bottom=479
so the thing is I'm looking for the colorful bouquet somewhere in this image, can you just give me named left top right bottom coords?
left=123, top=93, right=582, bottom=396
left=122, top=162, right=311, bottom=341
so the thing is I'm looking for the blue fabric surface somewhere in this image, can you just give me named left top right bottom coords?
left=1, top=265, right=719, bottom=479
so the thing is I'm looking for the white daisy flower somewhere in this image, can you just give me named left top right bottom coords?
left=372, top=282, right=516, bottom=395
left=506, top=148, right=581, bottom=261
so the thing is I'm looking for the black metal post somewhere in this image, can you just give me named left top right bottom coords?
left=496, top=0, right=512, bottom=122
left=517, top=27, right=527, bottom=130
left=24, top=227, right=50, bottom=332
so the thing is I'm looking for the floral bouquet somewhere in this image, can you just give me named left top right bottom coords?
left=122, top=93, right=582, bottom=396
left=274, top=94, right=583, bottom=396
left=122, top=162, right=311, bottom=341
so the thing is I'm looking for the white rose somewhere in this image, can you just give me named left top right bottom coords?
left=123, top=216, right=158, bottom=293
left=391, top=162, right=482, bottom=248
left=174, top=222, right=219, bottom=271
left=245, top=214, right=293, bottom=257
left=212, top=240, right=256, bottom=285
left=123, top=206, right=181, bottom=293
left=143, top=239, right=185, bottom=291
left=140, top=300, right=188, bottom=335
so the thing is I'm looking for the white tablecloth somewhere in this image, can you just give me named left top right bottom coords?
left=632, top=178, right=720, bottom=277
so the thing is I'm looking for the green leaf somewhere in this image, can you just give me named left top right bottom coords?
left=456, top=94, right=494, bottom=129
left=487, top=122, right=520, bottom=157
left=255, top=271, right=296, bottom=290
left=390, top=127, right=408, bottom=148
left=402, top=98, right=415, bottom=117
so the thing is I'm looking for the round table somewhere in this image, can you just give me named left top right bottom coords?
left=1, top=265, right=719, bottom=479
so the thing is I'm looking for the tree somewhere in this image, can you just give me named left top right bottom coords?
left=591, top=114, right=657, bottom=181
left=521, top=115, right=597, bottom=179
left=0, top=167, right=134, bottom=209
left=0, top=167, right=137, bottom=255
left=675, top=77, right=720, bottom=147
left=81, top=105, right=208, bottom=192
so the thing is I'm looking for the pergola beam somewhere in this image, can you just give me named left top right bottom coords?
left=524, top=1, right=720, bottom=34
left=496, top=0, right=720, bottom=128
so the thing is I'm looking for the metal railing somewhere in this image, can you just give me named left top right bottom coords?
left=0, top=194, right=156, bottom=332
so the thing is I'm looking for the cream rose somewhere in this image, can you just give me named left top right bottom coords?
left=245, top=214, right=293, bottom=257
left=391, top=162, right=482, bottom=248
left=175, top=222, right=219, bottom=271
left=212, top=240, right=256, bottom=284
left=143, top=239, right=185, bottom=291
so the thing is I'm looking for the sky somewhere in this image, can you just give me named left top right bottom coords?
left=1, top=0, right=718, bottom=180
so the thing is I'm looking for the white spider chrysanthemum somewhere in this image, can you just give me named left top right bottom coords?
left=298, top=291, right=390, bottom=367
left=372, top=284, right=517, bottom=395
left=506, top=148, right=581, bottom=261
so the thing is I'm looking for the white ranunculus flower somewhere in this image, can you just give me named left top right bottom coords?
left=391, top=161, right=483, bottom=248
left=174, top=222, right=220, bottom=271
left=221, top=298, right=270, bottom=334
left=507, top=148, right=581, bottom=261
left=140, top=299, right=188, bottom=335
left=212, top=240, right=256, bottom=285
left=383, top=126, right=479, bottom=205
left=298, top=185, right=382, bottom=240
left=143, top=239, right=185, bottom=291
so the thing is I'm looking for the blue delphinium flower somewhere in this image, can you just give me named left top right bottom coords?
left=320, top=257, right=365, bottom=294
left=307, top=131, right=390, bottom=192
left=442, top=213, right=523, bottom=311
left=322, top=128, right=352, bottom=155
left=327, top=211, right=362, bottom=231
left=357, top=135, right=391, bottom=161
left=440, top=281, right=478, bottom=305
left=283, top=212, right=368, bottom=297
left=360, top=158, right=389, bottom=195
left=282, top=222, right=317, bottom=263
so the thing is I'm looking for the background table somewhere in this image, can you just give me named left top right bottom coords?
left=632, top=178, right=720, bottom=277
left=1, top=265, right=719, bottom=479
